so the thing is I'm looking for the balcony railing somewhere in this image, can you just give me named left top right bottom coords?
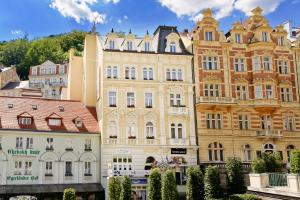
left=168, top=106, right=188, bottom=115
left=256, top=130, right=283, bottom=138
left=103, top=137, right=160, bottom=145
left=168, top=138, right=188, bottom=145
left=29, top=82, right=44, bottom=88
left=108, top=169, right=150, bottom=177
left=48, top=81, right=66, bottom=87
left=197, top=96, right=236, bottom=104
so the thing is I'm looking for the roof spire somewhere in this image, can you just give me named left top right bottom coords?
left=111, top=28, right=114, bottom=33
left=146, top=30, right=149, bottom=35
left=251, top=7, right=263, bottom=16
left=202, top=8, right=212, bottom=18
left=129, top=29, right=132, bottom=34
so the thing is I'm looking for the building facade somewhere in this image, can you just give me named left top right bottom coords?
left=29, top=60, right=68, bottom=99
left=65, top=26, right=198, bottom=198
left=0, top=97, right=103, bottom=199
left=0, top=66, right=20, bottom=89
left=193, top=7, right=300, bottom=169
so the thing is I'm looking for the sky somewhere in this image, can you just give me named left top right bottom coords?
left=0, top=0, right=300, bottom=41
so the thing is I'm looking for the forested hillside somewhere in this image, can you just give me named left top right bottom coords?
left=0, top=31, right=86, bottom=80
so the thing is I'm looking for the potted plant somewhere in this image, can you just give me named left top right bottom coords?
left=128, top=135, right=136, bottom=139
left=287, top=150, right=300, bottom=192
left=109, top=135, right=118, bottom=139
left=146, top=136, right=155, bottom=139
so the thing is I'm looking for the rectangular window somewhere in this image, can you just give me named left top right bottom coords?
left=284, top=116, right=294, bottom=131
left=45, top=161, right=53, bottom=175
left=127, top=41, right=133, bottom=51
left=204, top=84, right=219, bottom=97
left=65, top=162, right=72, bottom=176
left=236, top=85, right=247, bottom=100
left=263, top=57, right=271, bottom=70
left=170, top=93, right=181, bottom=106
left=234, top=58, right=245, bottom=72
left=19, top=117, right=32, bottom=125
left=84, top=162, right=91, bottom=175
left=127, top=92, right=135, bottom=107
left=239, top=114, right=249, bottom=130
left=48, top=119, right=61, bottom=126
left=46, top=138, right=53, bottom=150
left=278, top=60, right=288, bottom=74
left=145, top=93, right=153, bottom=108
left=281, top=87, right=292, bottom=102
left=261, top=115, right=272, bottom=130
left=206, top=113, right=222, bottom=129
left=166, top=69, right=171, bottom=80
left=24, top=161, right=32, bottom=175
left=109, top=91, right=117, bottom=107
left=262, top=32, right=268, bottom=42
left=205, top=31, right=213, bottom=41
left=266, top=85, right=273, bottom=99
left=203, top=56, right=218, bottom=70
left=255, top=85, right=263, bottom=99
left=66, top=139, right=73, bottom=150
left=113, top=66, right=118, bottom=78
left=109, top=40, right=115, bottom=49
left=59, top=66, right=65, bottom=74
left=235, top=33, right=241, bottom=43
left=16, top=137, right=23, bottom=149
left=278, top=36, right=284, bottom=46
left=14, top=161, right=22, bottom=175
left=144, top=42, right=150, bottom=51
left=85, top=138, right=91, bottom=150
left=26, top=138, right=33, bottom=149
left=252, top=57, right=260, bottom=71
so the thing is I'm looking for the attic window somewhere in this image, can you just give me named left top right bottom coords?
left=8, top=104, right=13, bottom=108
left=32, top=105, right=37, bottom=110
left=48, top=119, right=62, bottom=126
left=58, top=106, right=64, bottom=112
left=75, top=118, right=83, bottom=128
left=170, top=42, right=176, bottom=53
left=19, top=117, right=32, bottom=125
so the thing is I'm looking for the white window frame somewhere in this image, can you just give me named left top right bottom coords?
left=16, top=137, right=23, bottom=149
left=262, top=32, right=268, bottom=42
left=236, top=85, right=248, bottom=100
left=205, top=31, right=213, bottom=41
left=85, top=138, right=91, bottom=150
left=48, top=118, right=62, bottom=126
left=109, top=121, right=118, bottom=137
left=26, top=138, right=33, bottom=149
left=278, top=60, right=289, bottom=74
left=203, top=56, right=218, bottom=70
left=280, top=87, right=292, bottom=102
left=108, top=91, right=117, bottom=107
left=46, top=138, right=53, bottom=150
left=127, top=92, right=135, bottom=107
left=252, top=56, right=261, bottom=71
left=170, top=42, right=176, bottom=53
left=266, top=84, right=273, bottom=99
left=14, top=161, right=22, bottom=175
left=206, top=113, right=222, bottom=129
left=255, top=85, right=263, bottom=99
left=24, top=161, right=32, bottom=175
left=234, top=58, right=246, bottom=72
left=45, top=161, right=53, bottom=175
left=263, top=57, right=271, bottom=71
left=145, top=122, right=154, bottom=138
left=235, top=33, right=241, bottom=43
left=145, top=92, right=153, bottom=108
left=204, top=84, right=220, bottom=97
left=238, top=114, right=249, bottom=130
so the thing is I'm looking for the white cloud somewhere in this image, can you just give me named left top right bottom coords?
left=117, top=19, right=122, bottom=24
left=158, top=0, right=284, bottom=20
left=50, top=0, right=120, bottom=24
left=11, top=30, right=23, bottom=35
left=124, top=15, right=128, bottom=20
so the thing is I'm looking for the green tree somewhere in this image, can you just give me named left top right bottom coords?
left=63, top=188, right=76, bottom=200
left=59, top=30, right=86, bottom=52
left=225, top=158, right=246, bottom=195
left=204, top=166, right=222, bottom=199
left=161, top=170, right=178, bottom=200
left=186, top=166, right=204, bottom=200
left=108, top=176, right=122, bottom=200
left=291, top=150, right=300, bottom=174
left=0, top=39, right=29, bottom=67
left=263, top=152, right=282, bottom=172
left=147, top=168, right=162, bottom=200
left=252, top=158, right=266, bottom=173
left=120, top=175, right=132, bottom=200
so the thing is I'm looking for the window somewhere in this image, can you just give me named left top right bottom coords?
left=109, top=40, right=115, bottom=49
left=143, top=68, right=153, bottom=80
left=149, top=68, right=153, bottom=80
left=236, top=85, right=248, bottom=100
left=65, top=162, right=72, bottom=176
left=131, top=67, right=135, bottom=79
left=263, top=143, right=275, bottom=154
left=84, top=162, right=91, bottom=175
left=205, top=31, right=213, bottom=41
left=170, top=123, right=183, bottom=139
left=112, top=156, right=132, bottom=174
left=166, top=69, right=182, bottom=81
left=262, top=32, right=268, bottom=42
left=144, top=42, right=150, bottom=51
left=146, top=122, right=154, bottom=138
left=109, top=91, right=117, bottom=107
left=171, top=123, right=176, bottom=138
left=244, top=144, right=251, bottom=161
left=266, top=85, right=273, bottom=99
left=204, top=84, right=219, bottom=97
left=127, top=41, right=133, bottom=51
left=166, top=69, right=171, bottom=80
left=178, top=69, right=182, bottom=81
left=85, top=138, right=91, bottom=150
left=170, top=93, right=182, bottom=106
left=66, top=139, right=73, bottom=150
left=281, top=87, right=292, bottom=102
left=261, top=115, right=272, bottom=130
left=125, top=67, right=130, bottom=79
left=278, top=36, right=284, bottom=46
left=178, top=123, right=183, bottom=139
left=239, top=114, right=249, bottom=130
left=46, top=138, right=53, bottom=150
left=14, top=161, right=22, bottom=175
left=263, top=57, right=271, bottom=70
left=125, top=67, right=135, bottom=79
left=48, top=119, right=61, bottom=126
left=284, top=116, right=294, bottom=131
left=255, top=85, right=263, bottom=99
left=145, top=93, right=153, bottom=108
left=203, top=56, right=218, bottom=70
left=19, top=117, right=32, bottom=125
left=45, top=161, right=53, bottom=175
left=24, top=161, right=32, bottom=175
left=113, top=66, right=118, bottom=78
left=170, top=42, right=176, bottom=53
left=59, top=66, right=65, bottom=74
left=172, top=69, right=176, bottom=80
left=234, top=58, right=245, bottom=72
left=127, top=122, right=136, bottom=137
left=252, top=57, right=260, bottom=71
left=32, top=68, right=37, bottom=75
left=278, top=60, right=288, bottom=74
left=206, top=113, right=222, bottom=129
left=109, top=121, right=118, bottom=137
left=287, top=145, right=295, bottom=162
left=16, top=137, right=23, bottom=149
left=127, top=92, right=135, bottom=107
left=75, top=118, right=83, bottom=128
left=208, top=142, right=224, bottom=161
left=235, top=33, right=241, bottom=43
left=26, top=138, right=33, bottom=149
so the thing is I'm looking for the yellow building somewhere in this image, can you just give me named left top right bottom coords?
left=193, top=7, right=300, bottom=170
left=65, top=26, right=197, bottom=197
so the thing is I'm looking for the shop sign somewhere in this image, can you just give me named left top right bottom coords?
left=7, top=175, right=38, bottom=181
left=116, top=149, right=130, bottom=154
left=7, top=149, right=40, bottom=156
left=171, top=148, right=187, bottom=155
left=131, top=178, right=147, bottom=185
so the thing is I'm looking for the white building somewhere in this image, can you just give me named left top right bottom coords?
left=28, top=60, right=68, bottom=99
left=0, top=97, right=103, bottom=199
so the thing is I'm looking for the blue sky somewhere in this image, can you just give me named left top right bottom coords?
left=0, top=0, right=299, bottom=41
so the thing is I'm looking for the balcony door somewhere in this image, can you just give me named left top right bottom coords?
left=261, top=115, right=272, bottom=130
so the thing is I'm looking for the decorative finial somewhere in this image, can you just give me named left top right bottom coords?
left=111, top=28, right=114, bottom=33
left=146, top=30, right=149, bottom=35
left=129, top=29, right=132, bottom=34
left=202, top=8, right=212, bottom=17
left=251, top=7, right=263, bottom=16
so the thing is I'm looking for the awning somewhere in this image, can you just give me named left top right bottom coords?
left=0, top=183, right=104, bottom=195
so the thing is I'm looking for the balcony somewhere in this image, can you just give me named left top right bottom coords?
left=108, top=169, right=150, bottom=177
left=29, top=82, right=44, bottom=88
left=168, top=106, right=188, bottom=115
left=48, top=81, right=66, bottom=87
left=168, top=138, right=189, bottom=145
left=197, top=96, right=236, bottom=105
left=103, top=137, right=160, bottom=145
left=256, top=130, right=283, bottom=138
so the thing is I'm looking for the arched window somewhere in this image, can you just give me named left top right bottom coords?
left=287, top=145, right=295, bottom=162
left=171, top=123, right=176, bottom=139
left=170, top=42, right=176, bottom=53
left=109, top=121, right=117, bottom=137
left=145, top=156, right=156, bottom=170
left=125, top=67, right=130, bottom=79
left=263, top=143, right=275, bottom=154
left=208, top=142, right=224, bottom=162
left=244, top=144, right=251, bottom=161
left=107, top=66, right=112, bottom=78
left=131, top=67, right=136, bottom=79
left=178, top=123, right=183, bottom=139
left=146, top=122, right=154, bottom=138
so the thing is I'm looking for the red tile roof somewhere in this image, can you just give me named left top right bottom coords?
left=0, top=96, right=99, bottom=134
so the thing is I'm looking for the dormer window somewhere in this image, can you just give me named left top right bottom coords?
left=235, top=34, right=241, bottom=43
left=58, top=106, right=64, bottom=112
left=49, top=119, right=61, bottom=126
left=74, top=117, right=83, bottom=128
left=32, top=105, right=37, bottom=110
left=205, top=31, right=213, bottom=41
left=170, top=42, right=176, bottom=53
left=144, top=42, right=150, bottom=51
left=278, top=36, right=284, bottom=46
left=8, top=104, right=13, bottom=108
left=19, top=117, right=32, bottom=125
left=109, top=40, right=115, bottom=49
left=262, top=32, right=268, bottom=42
left=127, top=41, right=133, bottom=51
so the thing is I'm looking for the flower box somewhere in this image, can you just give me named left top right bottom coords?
left=109, top=135, right=118, bottom=139
left=146, top=136, right=155, bottom=139
left=128, top=136, right=136, bottom=139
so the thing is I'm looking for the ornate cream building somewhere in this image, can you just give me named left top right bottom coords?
left=193, top=7, right=300, bottom=169
left=65, top=26, right=197, bottom=198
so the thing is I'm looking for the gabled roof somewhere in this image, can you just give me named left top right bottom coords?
left=17, top=111, right=33, bottom=118
left=46, top=112, right=63, bottom=120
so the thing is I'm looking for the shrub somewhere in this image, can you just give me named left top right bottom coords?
left=291, top=150, right=300, bottom=174
left=263, top=152, right=282, bottom=172
left=108, top=176, right=121, bottom=200
left=204, top=166, right=222, bottom=199
left=229, top=194, right=261, bottom=200
left=225, top=158, right=246, bottom=195
left=63, top=188, right=76, bottom=200
left=252, top=158, right=266, bottom=173
left=120, top=175, right=132, bottom=200
left=161, top=170, right=178, bottom=200
left=186, top=166, right=204, bottom=200
left=147, top=168, right=162, bottom=200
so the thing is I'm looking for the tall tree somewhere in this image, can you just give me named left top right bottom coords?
left=225, top=158, right=246, bottom=195
left=108, top=177, right=121, bottom=200
left=162, top=170, right=178, bottom=200
left=186, top=167, right=204, bottom=200
left=204, top=166, right=222, bottom=199
left=120, top=175, right=132, bottom=200
left=147, top=168, right=162, bottom=200
left=0, top=39, right=29, bottom=67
